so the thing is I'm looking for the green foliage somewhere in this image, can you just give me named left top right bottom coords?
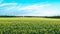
left=0, top=18, right=60, bottom=34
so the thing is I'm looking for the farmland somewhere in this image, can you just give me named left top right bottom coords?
left=0, top=17, right=60, bottom=34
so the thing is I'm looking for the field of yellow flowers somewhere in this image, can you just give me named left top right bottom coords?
left=0, top=17, right=60, bottom=34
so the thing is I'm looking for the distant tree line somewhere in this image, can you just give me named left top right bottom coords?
left=45, top=16, right=60, bottom=18
left=0, top=15, right=60, bottom=18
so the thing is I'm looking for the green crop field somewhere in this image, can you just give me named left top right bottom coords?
left=0, top=17, right=60, bottom=34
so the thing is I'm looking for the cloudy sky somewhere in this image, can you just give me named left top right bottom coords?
left=0, top=0, right=60, bottom=16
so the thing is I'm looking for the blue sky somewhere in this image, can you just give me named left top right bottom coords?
left=0, top=0, right=60, bottom=16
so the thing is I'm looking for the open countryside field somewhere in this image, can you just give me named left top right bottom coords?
left=0, top=17, right=60, bottom=34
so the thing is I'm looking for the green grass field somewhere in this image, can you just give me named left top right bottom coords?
left=0, top=17, right=60, bottom=34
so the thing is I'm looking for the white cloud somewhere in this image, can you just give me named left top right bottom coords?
left=0, top=3, right=60, bottom=16
left=16, top=4, right=60, bottom=16
left=17, top=4, right=52, bottom=16
left=0, top=3, right=18, bottom=15
left=19, top=4, right=50, bottom=10
left=0, top=3, right=17, bottom=6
